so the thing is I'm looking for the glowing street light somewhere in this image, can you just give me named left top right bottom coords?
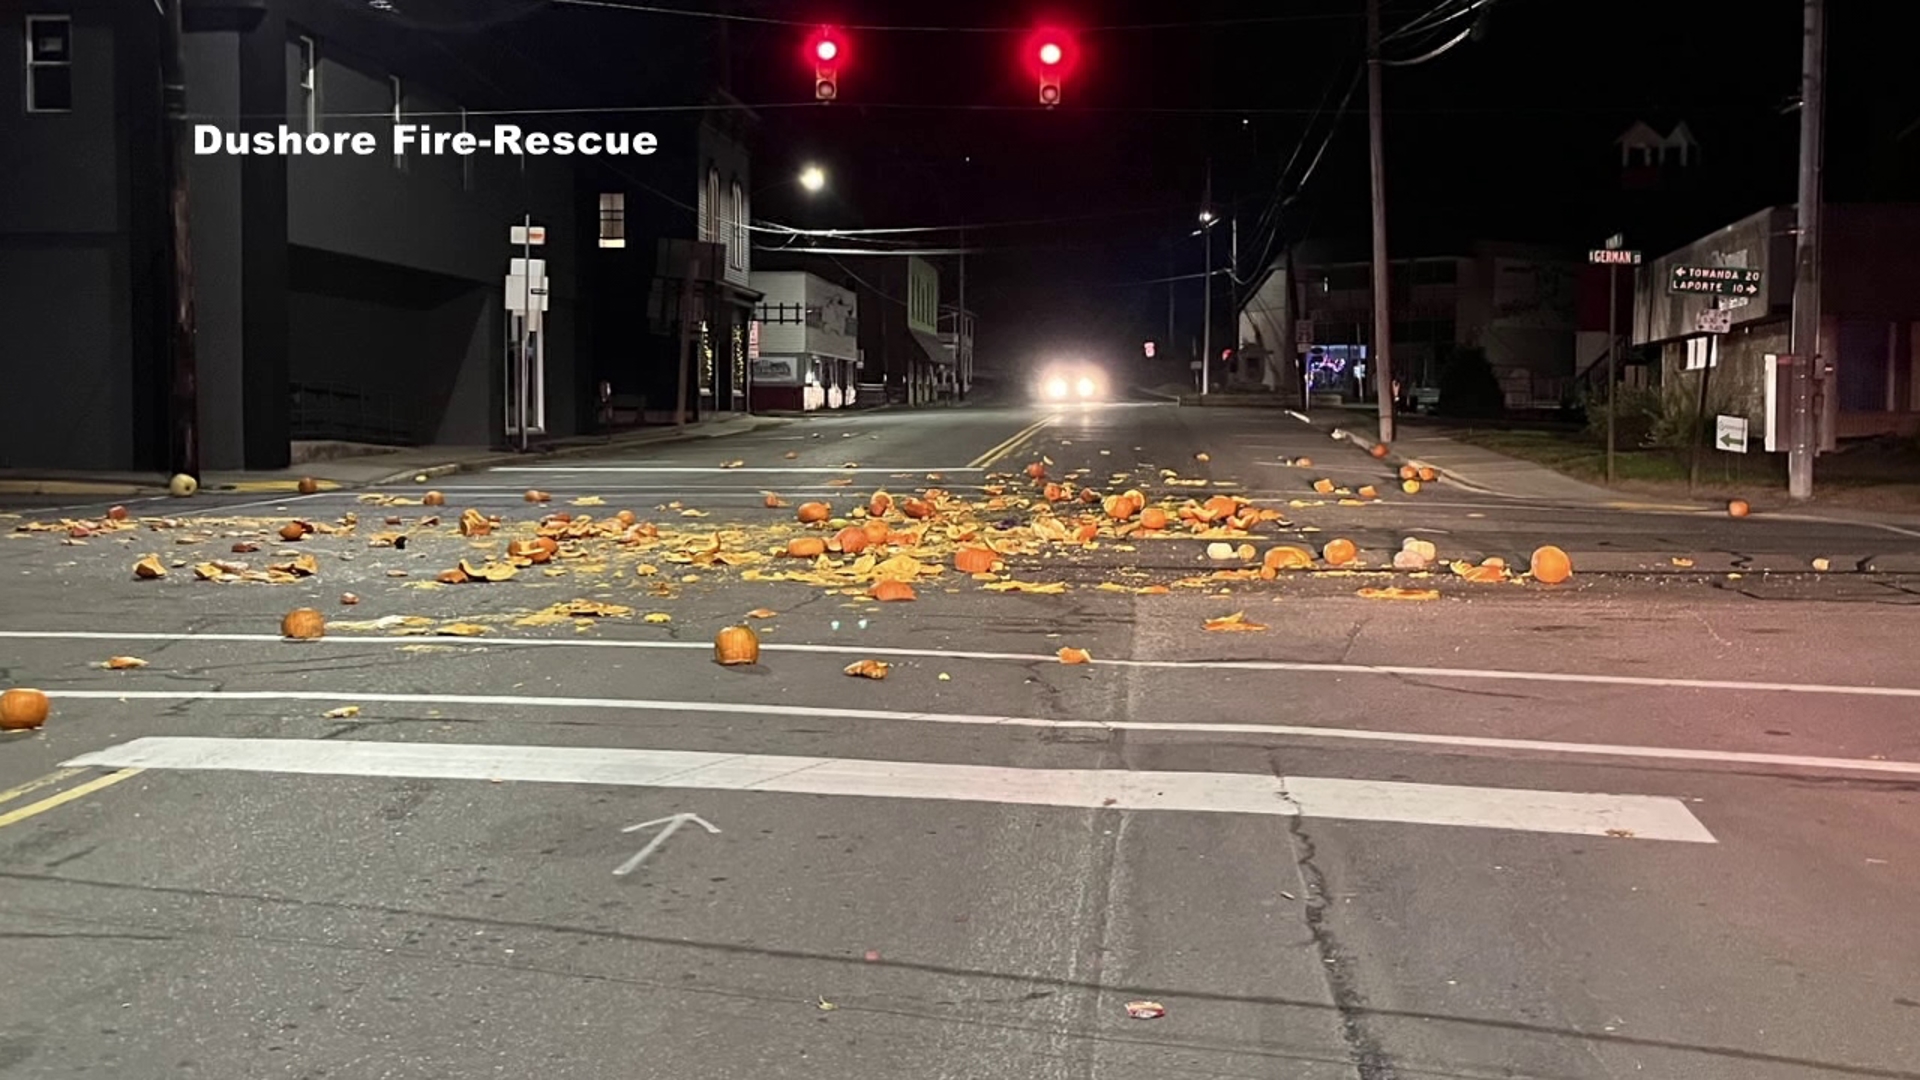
left=798, top=165, right=827, bottom=193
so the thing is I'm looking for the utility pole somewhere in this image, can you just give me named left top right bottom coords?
left=159, top=0, right=199, bottom=479
left=1365, top=0, right=1396, bottom=443
left=675, top=260, right=699, bottom=430
left=957, top=223, right=967, bottom=399
left=1788, top=0, right=1825, bottom=501
left=1200, top=159, right=1213, bottom=396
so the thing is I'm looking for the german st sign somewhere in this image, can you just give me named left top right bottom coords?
left=1669, top=265, right=1762, bottom=296
left=1588, top=248, right=1641, bottom=265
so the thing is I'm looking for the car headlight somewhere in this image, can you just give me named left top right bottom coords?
left=1046, top=378, right=1069, bottom=399
left=1076, top=377, right=1095, bottom=398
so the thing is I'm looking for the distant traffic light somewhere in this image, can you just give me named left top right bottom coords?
left=808, top=27, right=844, bottom=101
left=1026, top=27, right=1075, bottom=106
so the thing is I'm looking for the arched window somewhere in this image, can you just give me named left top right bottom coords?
left=703, top=166, right=721, bottom=242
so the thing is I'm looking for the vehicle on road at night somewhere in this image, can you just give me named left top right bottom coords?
left=1034, top=360, right=1110, bottom=403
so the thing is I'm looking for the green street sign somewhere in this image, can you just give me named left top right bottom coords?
left=1670, top=265, right=1762, bottom=297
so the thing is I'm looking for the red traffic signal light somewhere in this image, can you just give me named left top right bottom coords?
left=1025, top=27, right=1075, bottom=106
left=808, top=27, right=844, bottom=101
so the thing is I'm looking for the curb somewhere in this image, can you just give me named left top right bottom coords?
left=0, top=480, right=161, bottom=498
left=1297, top=413, right=1511, bottom=498
left=367, top=417, right=793, bottom=487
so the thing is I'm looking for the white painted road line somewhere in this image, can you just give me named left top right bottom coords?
left=37, top=687, right=1920, bottom=778
left=11, top=629, right=1920, bottom=702
left=62, top=737, right=1716, bottom=842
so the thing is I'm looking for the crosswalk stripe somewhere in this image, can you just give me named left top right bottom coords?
left=63, top=737, right=1715, bottom=843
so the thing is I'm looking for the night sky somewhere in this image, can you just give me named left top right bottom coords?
left=423, top=0, right=1920, bottom=377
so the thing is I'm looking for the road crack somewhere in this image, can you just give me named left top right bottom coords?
left=1271, top=756, right=1395, bottom=1080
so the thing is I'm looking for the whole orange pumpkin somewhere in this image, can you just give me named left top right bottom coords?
left=1530, top=545, right=1573, bottom=584
left=713, top=625, right=760, bottom=666
left=281, top=608, right=326, bottom=640
left=787, top=536, right=827, bottom=558
left=1728, top=499, right=1751, bottom=518
left=797, top=501, right=832, bottom=524
left=834, top=526, right=870, bottom=554
left=0, top=688, right=50, bottom=731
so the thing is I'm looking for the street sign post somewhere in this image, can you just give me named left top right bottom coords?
left=1590, top=241, right=1642, bottom=484
left=1669, top=265, right=1762, bottom=296
left=1716, top=414, right=1749, bottom=453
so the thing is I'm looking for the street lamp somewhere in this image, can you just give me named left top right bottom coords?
left=798, top=165, right=827, bottom=193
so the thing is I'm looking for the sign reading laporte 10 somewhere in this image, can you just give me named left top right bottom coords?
left=1669, top=265, right=1762, bottom=296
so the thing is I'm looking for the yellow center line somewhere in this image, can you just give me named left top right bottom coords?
left=0, top=767, right=83, bottom=808
left=0, top=768, right=143, bottom=830
left=971, top=415, right=1058, bottom=469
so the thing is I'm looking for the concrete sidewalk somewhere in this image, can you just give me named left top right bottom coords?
left=0, top=413, right=790, bottom=498
left=1298, top=407, right=1920, bottom=528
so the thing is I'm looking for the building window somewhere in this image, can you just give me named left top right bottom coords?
left=389, top=75, right=405, bottom=171
left=702, top=166, right=720, bottom=242
left=729, top=180, right=747, bottom=271
left=24, top=15, right=72, bottom=113
left=297, top=35, right=318, bottom=133
left=1684, top=335, right=1718, bottom=371
left=598, top=192, right=626, bottom=249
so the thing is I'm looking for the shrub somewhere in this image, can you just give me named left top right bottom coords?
left=1583, top=384, right=1662, bottom=448
left=1648, top=379, right=1739, bottom=451
left=1435, top=347, right=1505, bottom=419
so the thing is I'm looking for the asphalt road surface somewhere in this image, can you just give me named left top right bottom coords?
left=2, top=402, right=1917, bottom=1080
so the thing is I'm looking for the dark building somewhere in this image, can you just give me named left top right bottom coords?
left=852, top=255, right=949, bottom=406
left=580, top=97, right=758, bottom=429
left=1633, top=203, right=1920, bottom=448
left=0, top=0, right=748, bottom=473
left=1237, top=235, right=1580, bottom=408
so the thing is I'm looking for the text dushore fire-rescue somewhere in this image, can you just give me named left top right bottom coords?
left=193, top=124, right=659, bottom=157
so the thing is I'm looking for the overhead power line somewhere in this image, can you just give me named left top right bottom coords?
left=552, top=0, right=1359, bottom=33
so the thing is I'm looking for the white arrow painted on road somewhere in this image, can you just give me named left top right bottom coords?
left=614, top=812, right=721, bottom=876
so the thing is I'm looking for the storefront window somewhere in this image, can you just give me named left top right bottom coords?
left=698, top=320, right=714, bottom=395
left=731, top=324, right=746, bottom=400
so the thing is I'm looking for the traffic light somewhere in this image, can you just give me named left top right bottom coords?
left=1026, top=27, right=1075, bottom=106
left=808, top=27, right=844, bottom=101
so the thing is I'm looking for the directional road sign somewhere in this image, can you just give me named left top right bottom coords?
left=1670, top=265, right=1762, bottom=296
left=1716, top=414, right=1749, bottom=453
left=1588, top=249, right=1642, bottom=265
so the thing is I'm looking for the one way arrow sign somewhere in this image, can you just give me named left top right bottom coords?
left=1715, top=415, right=1749, bottom=453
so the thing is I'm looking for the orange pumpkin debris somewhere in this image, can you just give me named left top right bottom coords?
left=1529, top=545, right=1573, bottom=584
left=796, top=501, right=832, bottom=524
left=1322, top=538, right=1358, bottom=566
left=953, top=546, right=997, bottom=574
left=870, top=579, right=916, bottom=602
left=280, top=608, right=326, bottom=640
